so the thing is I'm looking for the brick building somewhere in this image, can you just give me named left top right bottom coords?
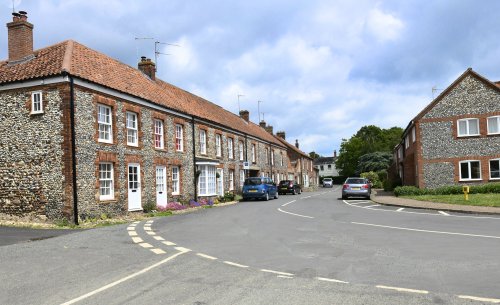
left=395, top=68, right=500, bottom=188
left=0, top=12, right=290, bottom=222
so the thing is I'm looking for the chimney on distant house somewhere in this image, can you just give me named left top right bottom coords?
left=295, top=139, right=299, bottom=149
left=239, top=110, right=249, bottom=122
left=138, top=56, right=156, bottom=80
left=265, top=125, right=273, bottom=134
left=7, top=11, right=34, bottom=62
left=334, top=150, right=337, bottom=158
left=259, top=120, right=266, bottom=128
left=276, top=131, right=286, bottom=140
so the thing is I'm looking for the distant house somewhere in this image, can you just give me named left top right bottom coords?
left=394, top=68, right=500, bottom=189
left=314, top=150, right=339, bottom=177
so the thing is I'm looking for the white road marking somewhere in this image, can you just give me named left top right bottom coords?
left=163, top=241, right=176, bottom=246
left=174, top=247, right=191, bottom=252
left=352, top=222, right=500, bottom=239
left=376, top=285, right=428, bottom=294
left=277, top=208, right=314, bottom=219
left=458, top=295, right=500, bottom=303
left=139, top=243, right=153, bottom=248
left=344, top=200, right=500, bottom=220
left=397, top=208, right=405, bottom=212
left=277, top=275, right=294, bottom=279
left=153, top=236, right=165, bottom=241
left=150, top=248, right=166, bottom=255
left=316, top=277, right=349, bottom=284
left=128, top=231, right=138, bottom=237
left=143, top=227, right=152, bottom=231
left=126, top=227, right=135, bottom=231
left=281, top=200, right=296, bottom=207
left=303, top=196, right=311, bottom=199
left=131, top=237, right=143, bottom=243
left=260, top=269, right=294, bottom=276
left=439, top=211, right=450, bottom=216
left=223, top=261, right=249, bottom=268
left=146, top=231, right=156, bottom=236
left=364, top=204, right=380, bottom=208
left=132, top=221, right=140, bottom=224
left=59, top=250, right=187, bottom=305
left=196, top=253, right=218, bottom=260
left=146, top=220, right=154, bottom=224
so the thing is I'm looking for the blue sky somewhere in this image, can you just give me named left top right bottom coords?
left=2, top=0, right=500, bottom=156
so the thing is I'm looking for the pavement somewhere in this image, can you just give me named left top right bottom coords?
left=371, top=189, right=500, bottom=215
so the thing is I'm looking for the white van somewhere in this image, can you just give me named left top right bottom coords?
left=322, top=178, right=333, bottom=188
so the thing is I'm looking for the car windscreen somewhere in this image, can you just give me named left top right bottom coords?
left=323, top=178, right=332, bottom=181
left=244, top=178, right=262, bottom=185
left=346, top=179, right=365, bottom=184
left=279, top=181, right=290, bottom=186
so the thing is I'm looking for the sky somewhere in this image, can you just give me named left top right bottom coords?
left=2, top=0, right=500, bottom=156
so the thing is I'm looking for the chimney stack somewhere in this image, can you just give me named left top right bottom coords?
left=239, top=110, right=249, bottom=122
left=334, top=150, right=337, bottom=158
left=259, top=120, right=266, bottom=128
left=295, top=139, right=299, bottom=149
left=138, top=56, right=156, bottom=80
left=7, top=11, right=34, bottom=62
left=265, top=125, right=273, bottom=134
left=276, top=131, right=286, bottom=140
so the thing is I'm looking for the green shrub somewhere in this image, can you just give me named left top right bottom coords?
left=394, top=182, right=500, bottom=197
left=394, top=186, right=425, bottom=197
left=224, top=191, right=235, bottom=202
left=361, top=171, right=383, bottom=188
left=143, top=201, right=156, bottom=213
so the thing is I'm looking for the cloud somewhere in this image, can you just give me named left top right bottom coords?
left=364, top=7, right=404, bottom=42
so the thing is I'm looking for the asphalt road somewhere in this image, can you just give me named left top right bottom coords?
left=1, top=187, right=499, bottom=305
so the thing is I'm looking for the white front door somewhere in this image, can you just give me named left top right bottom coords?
left=128, top=163, right=142, bottom=211
left=156, top=166, right=167, bottom=208
left=216, top=168, right=224, bottom=196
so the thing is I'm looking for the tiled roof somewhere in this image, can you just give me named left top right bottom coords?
left=274, top=136, right=311, bottom=159
left=314, top=157, right=336, bottom=165
left=0, top=40, right=284, bottom=147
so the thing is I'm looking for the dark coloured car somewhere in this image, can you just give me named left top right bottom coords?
left=278, top=180, right=302, bottom=195
left=341, top=177, right=371, bottom=199
left=242, top=177, right=278, bottom=201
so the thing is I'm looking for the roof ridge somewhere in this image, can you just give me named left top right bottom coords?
left=62, top=40, right=74, bottom=73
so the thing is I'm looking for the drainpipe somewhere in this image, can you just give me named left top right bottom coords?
left=244, top=135, right=248, bottom=178
left=191, top=118, right=197, bottom=201
left=64, top=72, right=79, bottom=225
left=269, top=144, right=273, bottom=180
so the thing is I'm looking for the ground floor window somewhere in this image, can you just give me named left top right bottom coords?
left=490, top=159, right=500, bottom=179
left=99, top=163, right=114, bottom=200
left=172, top=166, right=180, bottom=195
left=229, top=170, right=234, bottom=191
left=239, top=170, right=245, bottom=188
left=216, top=168, right=224, bottom=196
left=459, top=160, right=481, bottom=181
left=199, top=165, right=216, bottom=196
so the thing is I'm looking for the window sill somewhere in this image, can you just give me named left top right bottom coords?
left=459, top=179, right=482, bottom=182
left=30, top=111, right=44, bottom=115
left=98, top=140, right=114, bottom=145
left=99, top=199, right=117, bottom=204
left=154, top=147, right=167, bottom=152
left=457, top=135, right=481, bottom=138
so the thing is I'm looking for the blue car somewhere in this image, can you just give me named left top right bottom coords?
left=242, top=177, right=279, bottom=201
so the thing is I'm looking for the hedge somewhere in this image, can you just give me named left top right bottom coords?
left=394, top=183, right=500, bottom=197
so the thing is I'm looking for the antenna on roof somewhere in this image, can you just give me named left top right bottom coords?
left=155, top=41, right=180, bottom=72
left=258, top=100, right=263, bottom=122
left=432, top=86, right=443, bottom=99
left=237, top=94, right=244, bottom=113
left=134, top=37, right=154, bottom=61
left=12, top=0, right=15, bottom=13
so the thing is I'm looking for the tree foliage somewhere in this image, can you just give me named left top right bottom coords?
left=356, top=151, right=393, bottom=174
left=309, top=151, right=321, bottom=159
left=336, top=125, right=403, bottom=176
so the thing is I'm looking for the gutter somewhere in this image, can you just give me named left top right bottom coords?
left=64, top=72, right=79, bottom=225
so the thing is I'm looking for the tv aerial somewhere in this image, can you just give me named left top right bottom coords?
left=134, top=37, right=180, bottom=72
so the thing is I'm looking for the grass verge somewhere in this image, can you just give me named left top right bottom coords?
left=402, top=193, right=500, bottom=207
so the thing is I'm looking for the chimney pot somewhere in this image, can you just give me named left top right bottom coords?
left=295, top=139, right=299, bottom=149
left=7, top=10, right=34, bottom=61
left=276, top=131, right=286, bottom=140
left=138, top=56, right=156, bottom=80
left=239, top=110, right=249, bottom=122
left=265, top=125, right=273, bottom=134
left=259, top=120, right=266, bottom=128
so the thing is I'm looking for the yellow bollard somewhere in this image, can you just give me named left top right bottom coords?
left=462, top=186, right=469, bottom=201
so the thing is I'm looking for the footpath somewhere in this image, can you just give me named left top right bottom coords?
left=371, top=189, right=500, bottom=215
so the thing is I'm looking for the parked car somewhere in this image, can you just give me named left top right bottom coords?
left=278, top=180, right=302, bottom=195
left=341, top=177, right=371, bottom=199
left=322, top=177, right=333, bottom=188
left=242, top=177, right=278, bottom=201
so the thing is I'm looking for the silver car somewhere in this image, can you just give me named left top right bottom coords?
left=341, top=177, right=371, bottom=199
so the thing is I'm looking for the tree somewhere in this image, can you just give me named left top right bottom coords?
left=309, top=151, right=321, bottom=159
left=356, top=151, right=393, bottom=174
left=336, top=137, right=365, bottom=176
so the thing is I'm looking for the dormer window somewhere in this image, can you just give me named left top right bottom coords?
left=31, top=91, right=43, bottom=114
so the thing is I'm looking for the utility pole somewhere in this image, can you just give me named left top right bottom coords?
left=258, top=100, right=263, bottom=122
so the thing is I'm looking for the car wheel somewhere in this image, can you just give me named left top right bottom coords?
left=342, top=195, right=347, bottom=200
left=299, top=189, right=302, bottom=194
left=292, top=189, right=296, bottom=195
left=265, top=193, right=269, bottom=201
left=274, top=192, right=279, bottom=199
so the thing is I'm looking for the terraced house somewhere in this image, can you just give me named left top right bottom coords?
left=0, top=12, right=289, bottom=222
left=395, top=68, right=500, bottom=189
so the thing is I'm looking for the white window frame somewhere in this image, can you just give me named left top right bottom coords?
left=239, top=141, right=244, bottom=161
left=229, top=170, right=234, bottom=191
left=251, top=144, right=256, bottom=163
left=457, top=118, right=480, bottom=137
left=172, top=166, right=180, bottom=195
left=97, top=104, right=113, bottom=143
left=487, top=116, right=500, bottom=135
left=265, top=148, right=269, bottom=164
left=154, top=119, right=164, bottom=149
left=489, top=159, right=500, bottom=180
left=99, top=162, right=114, bottom=200
left=175, top=124, right=184, bottom=152
left=239, top=169, right=245, bottom=188
left=216, top=134, right=222, bottom=157
left=412, top=127, right=416, bottom=143
left=280, top=153, right=284, bottom=166
left=459, top=160, right=481, bottom=181
left=126, top=112, right=138, bottom=146
left=405, top=135, right=409, bottom=149
left=31, top=91, right=43, bottom=114
left=228, top=138, right=234, bottom=159
left=271, top=150, right=274, bottom=165
left=198, top=165, right=216, bottom=196
left=200, top=129, right=207, bottom=154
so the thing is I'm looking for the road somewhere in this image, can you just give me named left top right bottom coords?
left=1, top=187, right=499, bottom=304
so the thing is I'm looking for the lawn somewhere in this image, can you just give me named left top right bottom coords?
left=402, top=193, right=500, bottom=207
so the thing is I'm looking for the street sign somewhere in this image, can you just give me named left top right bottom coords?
left=243, top=161, right=250, bottom=170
